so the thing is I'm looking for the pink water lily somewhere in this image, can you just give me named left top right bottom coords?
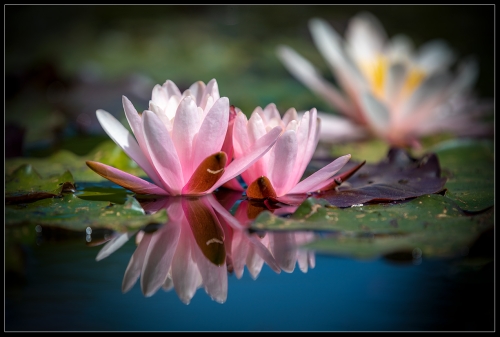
left=86, top=79, right=282, bottom=196
left=277, top=12, right=493, bottom=148
left=232, top=103, right=351, bottom=199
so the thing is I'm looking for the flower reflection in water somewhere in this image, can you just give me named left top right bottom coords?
left=93, top=190, right=317, bottom=304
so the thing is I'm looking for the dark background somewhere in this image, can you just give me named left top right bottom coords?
left=5, top=5, right=495, bottom=157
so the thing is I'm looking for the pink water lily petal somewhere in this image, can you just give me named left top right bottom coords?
left=86, top=161, right=169, bottom=196
left=230, top=231, right=249, bottom=278
left=221, top=177, right=244, bottom=191
left=246, top=234, right=281, bottom=274
left=292, top=110, right=310, bottom=186
left=221, top=106, right=237, bottom=165
left=171, top=224, right=202, bottom=305
left=282, top=107, right=299, bottom=126
left=203, top=78, right=220, bottom=105
left=246, top=112, right=272, bottom=182
left=269, top=232, right=298, bottom=273
left=194, top=247, right=227, bottom=303
left=141, top=222, right=181, bottom=297
left=172, top=96, right=201, bottom=180
left=207, top=125, right=282, bottom=193
left=162, top=79, right=182, bottom=99
left=288, top=154, right=351, bottom=194
left=268, top=129, right=298, bottom=196
left=232, top=112, right=251, bottom=158
left=142, top=110, right=184, bottom=194
left=261, top=103, right=281, bottom=123
left=151, top=84, right=168, bottom=108
left=206, top=194, right=246, bottom=230
left=246, top=245, right=266, bottom=279
left=122, top=97, right=165, bottom=186
left=232, top=112, right=255, bottom=183
left=122, top=233, right=152, bottom=293
left=148, top=103, right=173, bottom=133
left=165, top=95, right=182, bottom=120
left=192, top=97, right=229, bottom=171
left=247, top=111, right=267, bottom=144
left=295, top=109, right=319, bottom=185
left=96, top=108, right=163, bottom=188
left=188, top=80, right=206, bottom=106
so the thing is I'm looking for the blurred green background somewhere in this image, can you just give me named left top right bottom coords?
left=5, top=5, right=494, bottom=158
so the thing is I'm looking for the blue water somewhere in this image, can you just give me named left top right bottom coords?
left=5, top=235, right=493, bottom=332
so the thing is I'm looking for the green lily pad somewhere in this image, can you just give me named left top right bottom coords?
left=251, top=194, right=493, bottom=258
left=5, top=140, right=146, bottom=182
left=432, top=139, right=494, bottom=212
left=326, top=139, right=390, bottom=164
left=5, top=194, right=167, bottom=232
left=5, top=164, right=76, bottom=204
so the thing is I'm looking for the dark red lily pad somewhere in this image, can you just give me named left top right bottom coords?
left=315, top=148, right=447, bottom=208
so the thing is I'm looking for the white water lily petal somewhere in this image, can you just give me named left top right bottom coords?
left=345, top=11, right=388, bottom=62
left=315, top=112, right=368, bottom=142
left=416, top=39, right=456, bottom=74
left=360, top=93, right=390, bottom=134
left=309, top=18, right=365, bottom=88
left=276, top=45, right=353, bottom=116
left=402, top=72, right=453, bottom=118
left=384, top=62, right=408, bottom=103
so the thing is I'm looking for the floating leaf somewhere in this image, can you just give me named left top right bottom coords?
left=5, top=194, right=167, bottom=232
left=315, top=148, right=447, bottom=207
left=5, top=164, right=76, bottom=204
left=74, top=181, right=133, bottom=205
left=5, top=140, right=146, bottom=182
left=431, top=139, right=494, bottom=212
left=251, top=194, right=493, bottom=259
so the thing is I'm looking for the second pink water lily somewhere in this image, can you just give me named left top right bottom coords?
left=233, top=103, right=351, bottom=199
left=86, top=79, right=282, bottom=196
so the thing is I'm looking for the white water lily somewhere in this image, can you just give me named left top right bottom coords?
left=277, top=12, right=492, bottom=148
